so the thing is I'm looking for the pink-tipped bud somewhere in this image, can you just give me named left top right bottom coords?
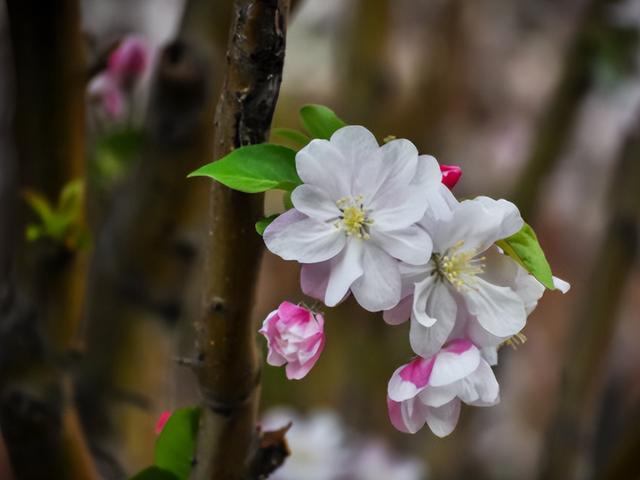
left=440, top=164, right=462, bottom=190
left=155, top=411, right=172, bottom=435
left=259, top=301, right=325, bottom=380
left=108, top=36, right=150, bottom=87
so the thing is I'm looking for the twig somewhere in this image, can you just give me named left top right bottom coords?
left=537, top=110, right=640, bottom=480
left=189, top=1, right=289, bottom=479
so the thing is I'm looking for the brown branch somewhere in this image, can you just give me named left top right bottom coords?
left=592, top=403, right=640, bottom=480
left=189, top=1, right=289, bottom=479
left=0, top=1, right=98, bottom=479
left=511, top=0, right=609, bottom=219
left=77, top=10, right=226, bottom=474
left=537, top=111, right=640, bottom=480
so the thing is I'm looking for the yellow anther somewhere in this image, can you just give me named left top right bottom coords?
left=434, top=240, right=485, bottom=290
left=502, top=332, right=527, bottom=350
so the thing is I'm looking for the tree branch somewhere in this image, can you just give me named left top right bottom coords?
left=189, top=1, right=289, bottom=479
left=537, top=110, right=640, bottom=480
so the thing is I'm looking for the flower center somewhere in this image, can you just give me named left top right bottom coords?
left=335, top=195, right=373, bottom=239
left=434, top=240, right=485, bottom=290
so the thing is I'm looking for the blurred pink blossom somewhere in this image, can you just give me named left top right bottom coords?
left=108, top=36, right=150, bottom=87
left=259, top=301, right=325, bottom=380
left=87, top=73, right=125, bottom=120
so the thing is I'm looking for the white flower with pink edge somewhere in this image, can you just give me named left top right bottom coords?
left=387, top=339, right=499, bottom=437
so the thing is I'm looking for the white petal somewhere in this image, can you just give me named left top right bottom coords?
left=371, top=224, right=433, bottom=265
left=325, top=239, right=363, bottom=307
left=457, top=359, right=500, bottom=406
left=388, top=365, right=422, bottom=402
left=410, top=281, right=457, bottom=357
left=264, top=209, right=346, bottom=263
left=330, top=125, right=379, bottom=160
left=300, top=261, right=331, bottom=301
left=464, top=277, right=526, bottom=337
left=291, top=184, right=340, bottom=221
left=388, top=397, right=426, bottom=434
left=383, top=295, right=412, bottom=325
left=351, top=244, right=401, bottom=311
left=364, top=139, right=419, bottom=202
left=296, top=139, right=351, bottom=200
left=425, top=400, right=461, bottom=437
left=433, top=197, right=523, bottom=254
left=369, top=185, right=429, bottom=231
left=418, top=384, right=458, bottom=408
left=412, top=154, right=442, bottom=188
left=480, top=346, right=499, bottom=366
left=553, top=276, right=571, bottom=293
left=429, top=343, right=480, bottom=387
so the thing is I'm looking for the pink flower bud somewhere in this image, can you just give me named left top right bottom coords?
left=440, top=164, right=462, bottom=190
left=108, top=36, right=150, bottom=87
left=155, top=410, right=172, bottom=435
left=259, top=301, right=325, bottom=380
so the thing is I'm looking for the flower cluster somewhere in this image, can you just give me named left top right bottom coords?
left=257, top=124, right=569, bottom=437
left=87, top=35, right=151, bottom=120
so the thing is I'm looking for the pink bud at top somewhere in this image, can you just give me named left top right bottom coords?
left=108, top=36, right=150, bottom=87
left=259, top=301, right=325, bottom=380
left=440, top=164, right=462, bottom=190
left=155, top=410, right=172, bottom=435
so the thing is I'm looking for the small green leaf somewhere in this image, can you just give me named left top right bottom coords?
left=272, top=127, right=311, bottom=147
left=129, top=466, right=179, bottom=480
left=496, top=223, right=555, bottom=290
left=299, top=104, right=346, bottom=140
left=23, top=190, right=54, bottom=225
left=256, top=214, right=279, bottom=235
left=154, top=407, right=200, bottom=480
left=188, top=144, right=301, bottom=193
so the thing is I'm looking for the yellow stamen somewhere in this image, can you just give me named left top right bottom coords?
left=434, top=240, right=485, bottom=290
left=502, top=332, right=527, bottom=350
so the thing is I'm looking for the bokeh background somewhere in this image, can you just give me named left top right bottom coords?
left=1, top=0, right=639, bottom=479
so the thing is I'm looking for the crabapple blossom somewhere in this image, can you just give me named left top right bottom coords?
left=387, top=339, right=499, bottom=436
left=259, top=301, right=325, bottom=380
left=384, top=196, right=555, bottom=357
left=87, top=73, right=125, bottom=120
left=265, top=126, right=450, bottom=312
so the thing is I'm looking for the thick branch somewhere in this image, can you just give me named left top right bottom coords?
left=537, top=112, right=640, bottom=480
left=0, top=1, right=97, bottom=478
left=190, top=1, right=289, bottom=479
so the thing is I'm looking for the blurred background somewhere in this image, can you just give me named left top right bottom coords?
left=0, top=0, right=639, bottom=479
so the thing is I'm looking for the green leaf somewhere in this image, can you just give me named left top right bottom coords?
left=256, top=214, right=279, bottom=235
left=129, top=466, right=179, bottom=480
left=299, top=104, right=346, bottom=140
left=154, top=407, right=200, bottom=480
left=272, top=127, right=311, bottom=147
left=23, top=190, right=54, bottom=225
left=188, top=144, right=301, bottom=193
left=496, top=223, right=555, bottom=290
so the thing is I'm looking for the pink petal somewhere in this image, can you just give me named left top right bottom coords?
left=440, top=164, right=462, bottom=190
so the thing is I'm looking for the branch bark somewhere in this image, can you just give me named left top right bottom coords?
left=0, top=1, right=98, bottom=478
left=189, top=1, right=289, bottom=479
left=537, top=111, right=640, bottom=480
